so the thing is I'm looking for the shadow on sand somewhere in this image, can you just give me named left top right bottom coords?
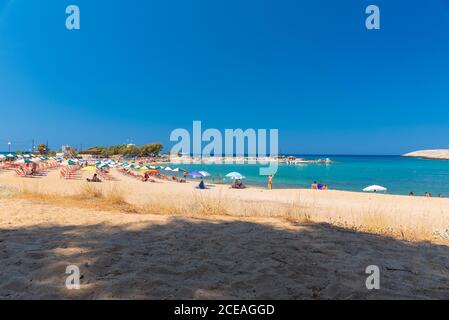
left=1, top=217, right=449, bottom=299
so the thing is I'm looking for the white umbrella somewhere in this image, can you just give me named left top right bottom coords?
left=6, top=154, right=14, bottom=158
left=225, top=172, right=246, bottom=180
left=164, top=166, right=173, bottom=171
left=0, top=154, right=6, bottom=159
left=363, top=185, right=387, bottom=192
left=23, top=154, right=31, bottom=158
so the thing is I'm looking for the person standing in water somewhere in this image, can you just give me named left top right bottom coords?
left=268, top=175, right=273, bottom=190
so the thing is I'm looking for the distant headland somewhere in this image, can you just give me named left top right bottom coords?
left=403, top=149, right=449, bottom=160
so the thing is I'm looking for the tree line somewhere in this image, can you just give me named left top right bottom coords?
left=14, top=143, right=164, bottom=158
left=78, top=143, right=164, bottom=158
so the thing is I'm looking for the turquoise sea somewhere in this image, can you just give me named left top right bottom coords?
left=171, top=155, right=449, bottom=197
left=2, top=152, right=448, bottom=196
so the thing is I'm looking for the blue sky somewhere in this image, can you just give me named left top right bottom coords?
left=0, top=0, right=449, bottom=154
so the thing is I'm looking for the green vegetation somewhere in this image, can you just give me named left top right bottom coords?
left=37, top=144, right=48, bottom=155
left=63, top=146, right=78, bottom=158
left=79, top=143, right=163, bottom=158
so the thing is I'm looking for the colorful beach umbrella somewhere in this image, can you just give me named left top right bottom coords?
left=363, top=185, right=387, bottom=192
left=198, top=171, right=211, bottom=177
left=225, top=172, right=246, bottom=180
left=188, top=172, right=204, bottom=178
left=82, top=166, right=97, bottom=171
left=15, top=159, right=31, bottom=164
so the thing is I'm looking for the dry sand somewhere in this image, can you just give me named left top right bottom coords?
left=1, top=168, right=449, bottom=299
left=2, top=168, right=449, bottom=238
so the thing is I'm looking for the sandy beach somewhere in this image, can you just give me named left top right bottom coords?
left=1, top=167, right=449, bottom=299
left=2, top=167, right=449, bottom=240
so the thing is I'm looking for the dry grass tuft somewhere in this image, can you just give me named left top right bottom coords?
left=358, top=209, right=392, bottom=235
left=283, top=200, right=312, bottom=224
left=104, top=186, right=128, bottom=205
left=10, top=183, right=446, bottom=243
left=138, top=194, right=180, bottom=215
left=75, top=183, right=103, bottom=199
left=15, top=182, right=138, bottom=213
left=136, top=192, right=230, bottom=217
left=0, top=185, right=18, bottom=197
left=191, top=192, right=229, bottom=216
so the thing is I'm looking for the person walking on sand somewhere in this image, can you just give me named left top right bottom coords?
left=268, top=175, right=273, bottom=190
